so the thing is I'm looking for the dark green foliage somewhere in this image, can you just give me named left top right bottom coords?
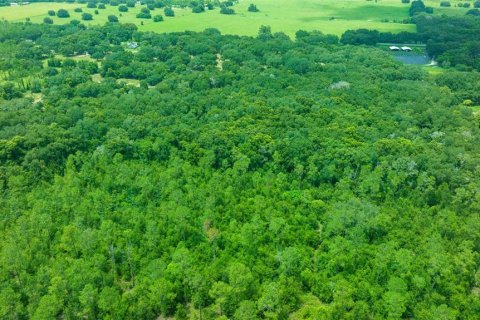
left=87, top=2, right=97, bottom=8
left=409, top=0, right=426, bottom=16
left=248, top=3, right=258, bottom=12
left=0, top=21, right=479, bottom=320
left=153, top=14, right=164, bottom=22
left=57, top=9, right=70, bottom=18
left=192, top=4, right=204, bottom=13
left=98, top=3, right=106, bottom=9
left=82, top=13, right=93, bottom=21
left=220, top=5, right=234, bottom=14
left=118, top=4, right=128, bottom=12
left=47, top=10, right=55, bottom=16
left=108, top=14, right=119, bottom=22
left=43, top=17, right=53, bottom=24
left=164, top=6, right=174, bottom=16
left=74, top=7, right=83, bottom=13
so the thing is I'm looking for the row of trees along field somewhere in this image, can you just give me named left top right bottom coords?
left=1, top=21, right=480, bottom=319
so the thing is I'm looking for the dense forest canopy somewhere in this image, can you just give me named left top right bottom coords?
left=0, top=20, right=480, bottom=319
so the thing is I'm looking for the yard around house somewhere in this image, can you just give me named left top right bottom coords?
left=0, top=0, right=469, bottom=37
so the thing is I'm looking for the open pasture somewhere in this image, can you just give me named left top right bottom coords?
left=0, top=0, right=469, bottom=37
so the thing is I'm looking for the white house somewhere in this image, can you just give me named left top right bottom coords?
left=389, top=46, right=400, bottom=51
left=401, top=46, right=412, bottom=52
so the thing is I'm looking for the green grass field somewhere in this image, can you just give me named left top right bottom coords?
left=0, top=0, right=469, bottom=37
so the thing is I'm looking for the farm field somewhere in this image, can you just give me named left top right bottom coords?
left=0, top=0, right=469, bottom=37
left=0, top=0, right=422, bottom=37
left=0, top=1, right=471, bottom=37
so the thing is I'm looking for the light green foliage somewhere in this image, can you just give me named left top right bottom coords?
left=0, top=21, right=479, bottom=320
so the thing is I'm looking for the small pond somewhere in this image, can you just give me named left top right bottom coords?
left=393, top=53, right=431, bottom=65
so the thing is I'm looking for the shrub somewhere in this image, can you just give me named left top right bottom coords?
left=118, top=5, right=128, bottom=12
left=153, top=14, right=163, bottom=22
left=466, top=8, right=480, bottom=15
left=164, top=7, right=174, bottom=16
left=440, top=1, right=451, bottom=7
left=74, top=8, right=83, bottom=13
left=220, top=5, right=234, bottom=14
left=409, top=0, right=426, bottom=16
left=87, top=2, right=96, bottom=8
left=98, top=3, right=106, bottom=9
left=47, top=10, right=55, bottom=16
left=192, top=5, right=204, bottom=13
left=108, top=15, right=119, bottom=22
left=43, top=17, right=54, bottom=24
left=136, top=12, right=152, bottom=19
left=82, top=12, right=93, bottom=20
left=248, top=4, right=259, bottom=12
left=57, top=9, right=70, bottom=18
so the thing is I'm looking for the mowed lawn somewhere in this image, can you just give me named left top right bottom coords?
left=0, top=0, right=467, bottom=37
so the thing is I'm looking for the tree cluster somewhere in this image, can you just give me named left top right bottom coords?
left=0, top=21, right=479, bottom=320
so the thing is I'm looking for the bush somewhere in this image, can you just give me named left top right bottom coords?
left=153, top=14, right=164, bottom=22
left=248, top=4, right=259, bottom=12
left=401, top=0, right=410, bottom=3
left=192, top=5, right=204, bottom=13
left=126, top=0, right=136, bottom=7
left=164, top=7, right=174, bottom=16
left=136, top=12, right=152, bottom=19
left=147, top=3, right=155, bottom=10
left=220, top=5, right=234, bottom=14
left=409, top=0, right=426, bottom=16
left=82, top=13, right=93, bottom=20
left=440, top=1, right=451, bottom=7
left=466, top=8, right=480, bottom=15
left=118, top=5, right=128, bottom=12
left=108, top=15, right=119, bottom=22
left=74, top=8, right=83, bottom=13
left=57, top=9, right=70, bottom=18
left=87, top=2, right=96, bottom=8
left=43, top=17, right=54, bottom=24
left=475, top=1, right=480, bottom=8
left=47, top=10, right=55, bottom=16
left=98, top=3, right=106, bottom=9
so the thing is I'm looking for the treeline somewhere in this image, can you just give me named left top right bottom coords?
left=0, top=0, right=231, bottom=9
left=1, top=21, right=480, bottom=319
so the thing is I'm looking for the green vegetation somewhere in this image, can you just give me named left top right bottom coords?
left=1, top=20, right=480, bottom=319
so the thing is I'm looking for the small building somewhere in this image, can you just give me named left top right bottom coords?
left=389, top=46, right=400, bottom=51
left=126, top=42, right=139, bottom=49
left=10, top=2, right=18, bottom=6
left=401, top=46, right=412, bottom=52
